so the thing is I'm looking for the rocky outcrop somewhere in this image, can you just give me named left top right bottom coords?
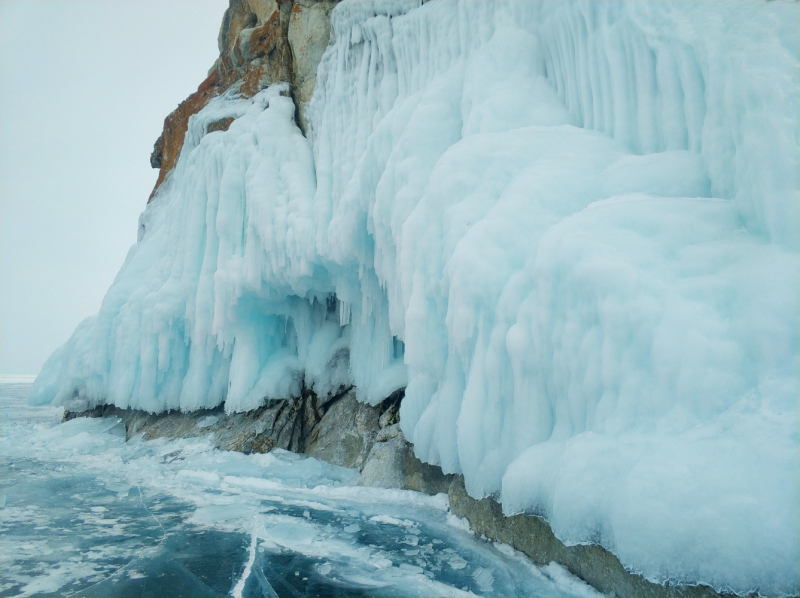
left=64, top=384, right=355, bottom=455
left=303, top=392, right=380, bottom=469
left=148, top=0, right=337, bottom=201
left=358, top=424, right=454, bottom=495
left=287, top=0, right=337, bottom=131
left=63, top=385, right=455, bottom=496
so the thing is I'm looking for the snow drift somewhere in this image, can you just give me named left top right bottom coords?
left=31, top=1, right=799, bottom=594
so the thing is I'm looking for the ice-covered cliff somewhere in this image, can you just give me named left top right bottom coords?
left=31, top=1, right=799, bottom=594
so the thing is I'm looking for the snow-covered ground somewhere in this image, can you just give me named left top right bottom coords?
left=1, top=381, right=600, bottom=598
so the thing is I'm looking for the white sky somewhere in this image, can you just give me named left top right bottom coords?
left=1, top=0, right=229, bottom=375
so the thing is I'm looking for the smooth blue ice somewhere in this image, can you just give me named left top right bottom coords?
left=30, top=1, right=799, bottom=594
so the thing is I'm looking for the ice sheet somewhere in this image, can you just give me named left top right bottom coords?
left=2, top=383, right=598, bottom=598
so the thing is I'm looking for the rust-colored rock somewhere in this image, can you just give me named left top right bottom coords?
left=148, top=70, right=223, bottom=201
left=148, top=0, right=339, bottom=203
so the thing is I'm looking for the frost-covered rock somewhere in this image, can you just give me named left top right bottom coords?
left=31, top=1, right=799, bottom=594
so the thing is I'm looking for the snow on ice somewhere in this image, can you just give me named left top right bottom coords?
left=29, top=1, right=799, bottom=594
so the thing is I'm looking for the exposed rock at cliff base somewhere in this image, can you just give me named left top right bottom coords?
left=359, top=427, right=454, bottom=495
left=63, top=385, right=388, bottom=471
left=303, top=391, right=379, bottom=469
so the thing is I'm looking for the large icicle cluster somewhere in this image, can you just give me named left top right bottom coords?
left=31, top=1, right=798, bottom=594
left=31, top=86, right=401, bottom=413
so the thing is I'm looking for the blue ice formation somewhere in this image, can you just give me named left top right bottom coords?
left=31, top=1, right=799, bottom=594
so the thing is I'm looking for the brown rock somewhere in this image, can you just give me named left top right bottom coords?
left=148, top=69, right=224, bottom=201
left=206, top=117, right=236, bottom=134
left=150, top=133, right=164, bottom=169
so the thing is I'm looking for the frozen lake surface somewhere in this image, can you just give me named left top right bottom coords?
left=1, top=382, right=600, bottom=598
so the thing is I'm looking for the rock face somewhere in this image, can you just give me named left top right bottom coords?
left=287, top=0, right=336, bottom=131
left=62, top=384, right=451, bottom=498
left=65, top=399, right=306, bottom=454
left=64, top=384, right=353, bottom=456
left=64, top=387, right=385, bottom=470
left=148, top=0, right=337, bottom=201
left=359, top=424, right=453, bottom=495
left=304, top=392, right=379, bottom=469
